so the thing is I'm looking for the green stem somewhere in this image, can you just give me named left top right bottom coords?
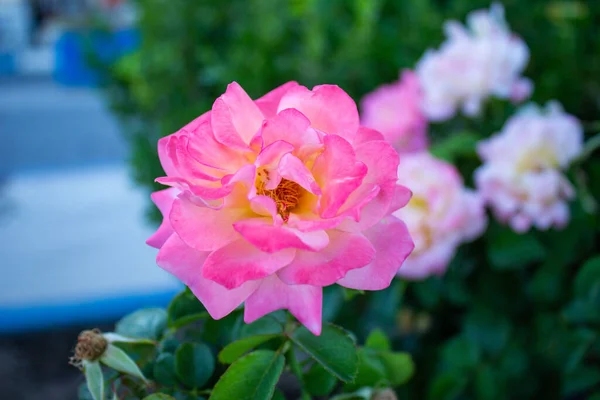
left=287, top=345, right=312, bottom=400
left=570, top=132, right=600, bottom=166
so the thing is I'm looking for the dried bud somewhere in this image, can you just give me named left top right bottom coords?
left=372, top=388, right=398, bottom=400
left=70, top=329, right=108, bottom=369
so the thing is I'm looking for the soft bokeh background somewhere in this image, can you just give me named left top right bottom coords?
left=0, top=0, right=599, bottom=399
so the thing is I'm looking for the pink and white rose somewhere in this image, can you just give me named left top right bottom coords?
left=393, top=153, right=486, bottom=279
left=360, top=70, right=428, bottom=153
left=416, top=3, right=532, bottom=121
left=475, top=102, right=583, bottom=232
left=147, top=81, right=414, bottom=335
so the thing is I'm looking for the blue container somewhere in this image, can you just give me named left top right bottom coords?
left=0, top=52, right=16, bottom=76
left=54, top=28, right=139, bottom=86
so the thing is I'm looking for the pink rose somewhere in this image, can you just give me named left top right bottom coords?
left=416, top=3, right=532, bottom=121
left=360, top=70, right=428, bottom=153
left=147, top=82, right=414, bottom=335
left=475, top=102, right=583, bottom=232
left=393, top=153, right=486, bottom=279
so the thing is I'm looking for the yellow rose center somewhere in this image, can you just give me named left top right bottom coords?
left=515, top=146, right=559, bottom=173
left=256, top=176, right=302, bottom=221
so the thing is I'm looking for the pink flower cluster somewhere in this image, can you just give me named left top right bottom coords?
left=416, top=3, right=532, bottom=121
left=360, top=71, right=428, bottom=153
left=148, top=82, right=414, bottom=335
left=475, top=102, right=583, bottom=232
left=393, top=153, right=486, bottom=279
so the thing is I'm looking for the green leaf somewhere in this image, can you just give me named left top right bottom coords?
left=379, top=352, right=414, bottom=386
left=486, top=224, right=546, bottom=270
left=441, top=336, right=481, bottom=370
left=430, top=131, right=479, bottom=162
left=78, top=383, right=95, bottom=400
left=290, top=323, right=358, bottom=382
left=474, top=364, right=496, bottom=400
left=143, top=395, right=176, bottom=400
left=209, top=350, right=285, bottom=400
left=574, top=256, right=600, bottom=300
left=530, top=260, right=565, bottom=304
left=323, top=285, right=345, bottom=322
left=83, top=360, right=104, bottom=400
left=464, top=309, right=511, bottom=355
left=343, top=288, right=364, bottom=301
left=563, top=300, right=600, bottom=324
left=428, top=371, right=468, bottom=400
left=365, top=329, right=390, bottom=351
left=159, top=337, right=181, bottom=354
left=203, top=311, right=243, bottom=347
left=271, top=389, right=286, bottom=400
left=330, top=388, right=373, bottom=400
left=153, top=353, right=178, bottom=386
left=239, top=311, right=285, bottom=338
left=116, top=308, right=168, bottom=340
left=167, top=288, right=208, bottom=329
left=344, top=348, right=386, bottom=391
left=219, top=334, right=280, bottom=364
left=103, top=332, right=156, bottom=345
left=175, top=343, right=215, bottom=389
left=100, top=344, right=147, bottom=382
left=304, top=362, right=338, bottom=397
left=563, top=366, right=600, bottom=396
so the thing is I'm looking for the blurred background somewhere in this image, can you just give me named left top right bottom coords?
left=0, top=0, right=598, bottom=399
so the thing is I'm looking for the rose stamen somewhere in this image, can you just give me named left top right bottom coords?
left=256, top=177, right=302, bottom=221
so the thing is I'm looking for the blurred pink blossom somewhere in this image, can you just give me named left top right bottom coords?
left=475, top=102, right=583, bottom=232
left=147, top=81, right=414, bottom=335
left=393, top=153, right=486, bottom=280
left=360, top=70, right=428, bottom=153
left=416, top=3, right=532, bottom=121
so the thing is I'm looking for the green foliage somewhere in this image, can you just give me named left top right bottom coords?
left=209, top=350, right=285, bottom=400
left=100, top=344, right=148, bottom=382
left=175, top=343, right=215, bottom=389
left=91, top=0, right=600, bottom=398
left=77, top=294, right=407, bottom=399
left=304, top=363, right=338, bottom=397
left=167, top=288, right=208, bottom=329
left=290, top=324, right=359, bottom=382
left=218, top=334, right=280, bottom=364
left=83, top=361, right=104, bottom=400
left=115, top=308, right=168, bottom=340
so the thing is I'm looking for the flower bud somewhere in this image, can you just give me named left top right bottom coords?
left=70, top=329, right=108, bottom=369
left=372, top=388, right=398, bottom=400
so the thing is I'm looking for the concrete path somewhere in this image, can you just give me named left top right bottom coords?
left=0, top=77, right=180, bottom=332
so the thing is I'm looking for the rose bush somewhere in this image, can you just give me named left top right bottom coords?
left=77, top=1, right=600, bottom=399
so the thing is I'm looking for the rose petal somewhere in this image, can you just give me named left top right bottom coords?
left=244, top=275, right=322, bottom=335
left=255, top=81, right=300, bottom=118
left=170, top=198, right=248, bottom=252
left=277, top=230, right=375, bottom=286
left=233, top=218, right=329, bottom=253
left=278, top=84, right=360, bottom=142
left=338, top=140, right=402, bottom=231
left=354, top=126, right=385, bottom=146
left=278, top=153, right=321, bottom=194
left=146, top=188, right=179, bottom=248
left=338, top=216, right=414, bottom=290
left=157, top=235, right=258, bottom=319
left=259, top=108, right=320, bottom=148
left=202, top=239, right=296, bottom=289
left=212, top=82, right=265, bottom=148
left=312, top=135, right=367, bottom=218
